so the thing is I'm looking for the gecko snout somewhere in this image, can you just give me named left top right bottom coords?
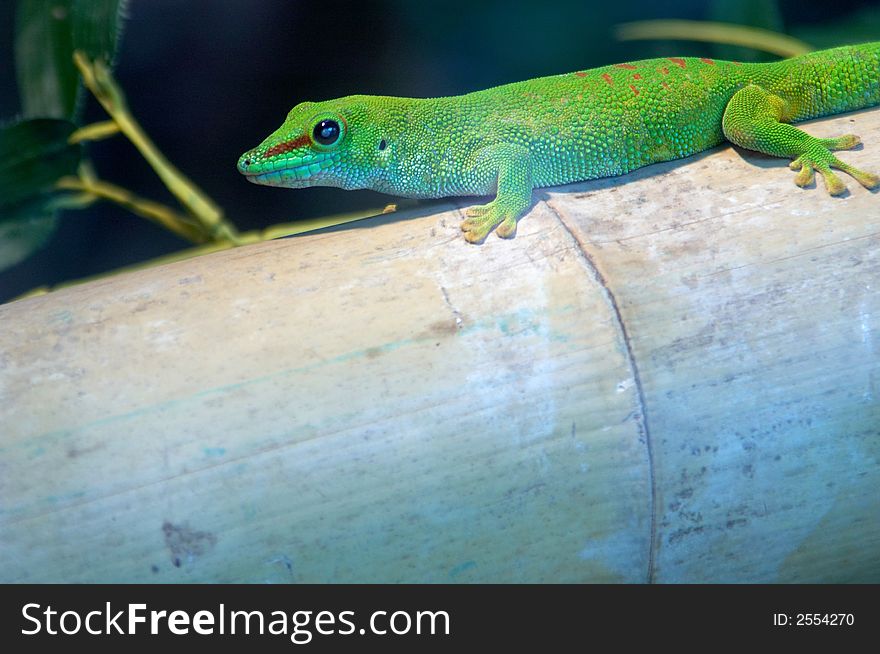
left=237, top=152, right=256, bottom=175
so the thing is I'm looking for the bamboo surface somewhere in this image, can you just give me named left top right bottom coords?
left=1, top=108, right=878, bottom=582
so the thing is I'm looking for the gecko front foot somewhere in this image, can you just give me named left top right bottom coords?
left=461, top=200, right=519, bottom=243
left=459, top=143, right=533, bottom=243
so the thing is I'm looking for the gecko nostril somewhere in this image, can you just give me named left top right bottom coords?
left=243, top=158, right=252, bottom=167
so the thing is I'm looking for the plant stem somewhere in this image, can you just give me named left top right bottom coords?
left=72, top=50, right=242, bottom=244
left=56, top=175, right=209, bottom=244
left=69, top=120, right=121, bottom=143
left=614, top=20, right=813, bottom=58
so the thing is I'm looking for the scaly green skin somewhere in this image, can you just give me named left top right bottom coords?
left=238, top=43, right=880, bottom=243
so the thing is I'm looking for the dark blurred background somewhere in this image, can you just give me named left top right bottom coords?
left=0, top=0, right=876, bottom=301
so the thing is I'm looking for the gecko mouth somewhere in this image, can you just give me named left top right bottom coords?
left=239, top=152, right=341, bottom=187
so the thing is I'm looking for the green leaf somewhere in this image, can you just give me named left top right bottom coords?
left=0, top=211, right=58, bottom=272
left=14, top=0, right=128, bottom=121
left=0, top=119, right=81, bottom=210
left=0, top=119, right=82, bottom=271
left=15, top=0, right=78, bottom=119
left=71, top=0, right=128, bottom=66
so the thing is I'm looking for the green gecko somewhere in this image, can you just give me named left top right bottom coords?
left=238, top=42, right=880, bottom=243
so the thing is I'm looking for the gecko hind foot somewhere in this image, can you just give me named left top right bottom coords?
left=789, top=149, right=880, bottom=196
left=461, top=201, right=518, bottom=243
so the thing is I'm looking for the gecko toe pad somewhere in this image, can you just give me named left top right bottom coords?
left=820, top=134, right=861, bottom=151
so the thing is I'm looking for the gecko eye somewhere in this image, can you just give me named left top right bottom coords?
left=313, top=119, right=340, bottom=145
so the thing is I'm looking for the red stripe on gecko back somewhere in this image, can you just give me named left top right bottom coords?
left=615, top=63, right=638, bottom=70
left=575, top=71, right=588, bottom=77
left=264, top=134, right=311, bottom=158
left=601, top=73, right=613, bottom=85
left=700, top=57, right=715, bottom=65
left=660, top=66, right=670, bottom=75
left=632, top=73, right=642, bottom=80
left=630, top=85, right=639, bottom=96
left=667, top=57, right=686, bottom=68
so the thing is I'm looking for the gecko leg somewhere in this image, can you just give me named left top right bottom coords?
left=461, top=144, right=533, bottom=243
left=722, top=84, right=880, bottom=196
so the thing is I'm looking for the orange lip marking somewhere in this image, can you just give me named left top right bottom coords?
left=265, top=134, right=310, bottom=158
left=668, top=57, right=686, bottom=68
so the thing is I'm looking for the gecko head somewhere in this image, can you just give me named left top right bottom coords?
left=237, top=98, right=385, bottom=190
